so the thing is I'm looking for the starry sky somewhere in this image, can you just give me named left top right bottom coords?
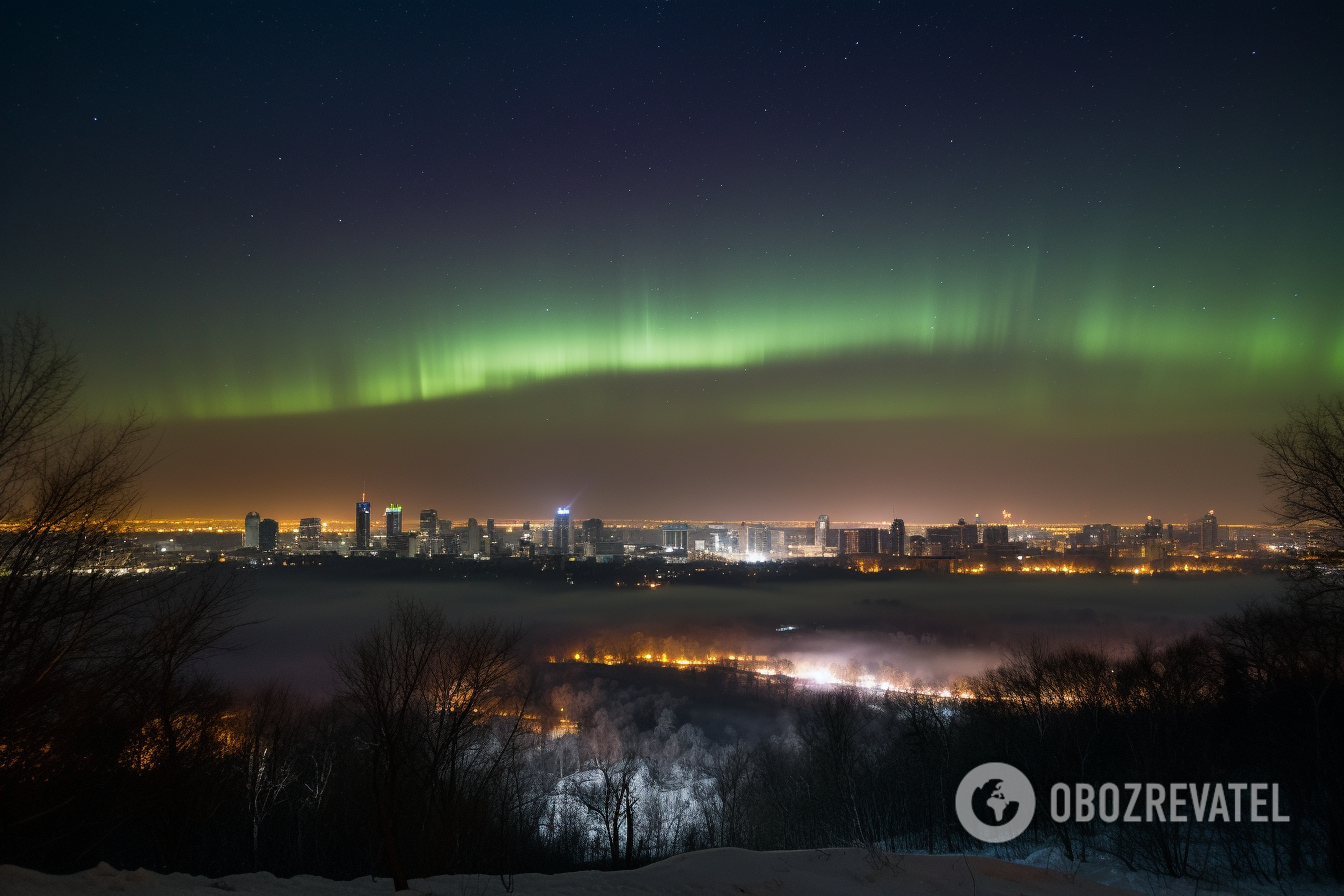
left=2, top=2, right=1340, bottom=524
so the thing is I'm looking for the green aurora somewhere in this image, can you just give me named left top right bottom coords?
left=128, top=242, right=1341, bottom=431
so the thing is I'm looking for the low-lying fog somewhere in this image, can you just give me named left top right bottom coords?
left=211, top=568, right=1284, bottom=695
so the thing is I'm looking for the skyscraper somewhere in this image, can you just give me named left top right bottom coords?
left=355, top=499, right=371, bottom=550
left=815, top=515, right=830, bottom=554
left=258, top=518, right=279, bottom=551
left=485, top=518, right=495, bottom=557
left=466, top=518, right=482, bottom=556
left=386, top=505, right=402, bottom=537
left=243, top=511, right=261, bottom=549
left=299, top=517, right=322, bottom=551
left=890, top=519, right=906, bottom=556
left=745, top=524, right=770, bottom=556
left=553, top=507, right=572, bottom=556
left=419, top=509, right=438, bottom=538
left=1200, top=511, right=1219, bottom=552
left=580, top=518, right=603, bottom=552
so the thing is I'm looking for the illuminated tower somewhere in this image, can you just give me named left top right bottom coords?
left=1200, top=511, right=1218, bottom=552
left=243, top=511, right=260, bottom=549
left=553, top=507, right=572, bottom=556
left=890, top=519, right=906, bottom=556
left=815, top=515, right=830, bottom=554
left=355, top=499, right=371, bottom=549
left=466, top=518, right=482, bottom=556
left=386, top=505, right=402, bottom=537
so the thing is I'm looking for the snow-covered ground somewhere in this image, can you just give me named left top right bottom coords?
left=1019, top=846, right=1338, bottom=896
left=4, top=849, right=1138, bottom=896
left=8, top=847, right=1337, bottom=896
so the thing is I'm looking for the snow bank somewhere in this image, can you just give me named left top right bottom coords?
left=3, top=849, right=1140, bottom=896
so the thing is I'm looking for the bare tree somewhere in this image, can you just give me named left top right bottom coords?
left=1258, top=396, right=1344, bottom=543
left=418, top=619, right=528, bottom=872
left=229, top=683, right=303, bottom=869
left=0, top=315, right=154, bottom=813
left=564, top=714, right=642, bottom=869
left=332, top=601, right=446, bottom=891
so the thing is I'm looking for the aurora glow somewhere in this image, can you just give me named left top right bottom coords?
left=2, top=2, right=1340, bottom=520
left=155, top=274, right=1340, bottom=420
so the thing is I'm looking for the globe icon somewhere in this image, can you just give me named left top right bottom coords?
left=971, top=778, right=1020, bottom=826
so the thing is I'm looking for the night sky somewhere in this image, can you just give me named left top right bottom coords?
left=3, top=2, right=1340, bottom=524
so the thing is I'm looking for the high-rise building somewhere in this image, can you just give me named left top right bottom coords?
left=553, top=508, right=572, bottom=555
left=815, top=515, right=830, bottom=553
left=837, top=528, right=880, bottom=554
left=745, top=525, right=771, bottom=556
left=890, top=519, right=906, bottom=556
left=925, top=519, right=978, bottom=555
left=419, top=510, right=438, bottom=538
left=466, top=518, right=482, bottom=556
left=1200, top=511, right=1219, bottom=552
left=579, top=518, right=603, bottom=557
left=485, top=518, right=495, bottom=557
left=355, top=500, right=371, bottom=549
left=243, top=511, right=261, bottom=549
left=298, top=517, right=322, bottom=551
left=982, top=524, right=1009, bottom=546
left=258, top=518, right=279, bottom=551
left=1078, top=524, right=1119, bottom=547
left=1144, top=516, right=1164, bottom=538
left=385, top=505, right=402, bottom=537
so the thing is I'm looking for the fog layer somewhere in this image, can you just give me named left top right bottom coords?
left=212, top=569, right=1280, bottom=693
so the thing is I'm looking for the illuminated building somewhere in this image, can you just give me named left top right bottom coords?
left=466, top=518, right=481, bottom=556
left=890, top=519, right=906, bottom=556
left=355, top=500, right=371, bottom=549
left=1200, top=511, right=1219, bottom=552
left=745, top=524, right=770, bottom=556
left=485, top=518, right=495, bottom=557
left=815, top=515, right=830, bottom=554
left=553, top=508, right=572, bottom=556
left=419, top=509, right=438, bottom=538
left=385, top=505, right=402, bottom=537
left=662, top=523, right=689, bottom=551
left=258, top=518, right=279, bottom=551
left=298, top=517, right=322, bottom=551
left=243, top=511, right=260, bottom=549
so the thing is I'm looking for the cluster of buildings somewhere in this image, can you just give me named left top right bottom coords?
left=235, top=500, right=1233, bottom=565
